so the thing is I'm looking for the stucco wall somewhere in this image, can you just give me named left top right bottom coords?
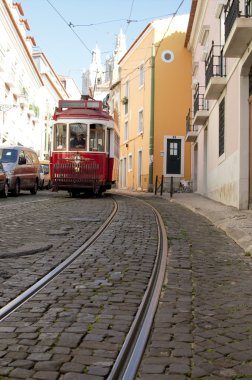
left=154, top=31, right=192, bottom=182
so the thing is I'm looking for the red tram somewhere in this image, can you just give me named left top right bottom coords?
left=50, top=99, right=119, bottom=196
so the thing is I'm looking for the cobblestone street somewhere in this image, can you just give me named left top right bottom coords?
left=136, top=195, right=252, bottom=380
left=0, top=191, right=252, bottom=379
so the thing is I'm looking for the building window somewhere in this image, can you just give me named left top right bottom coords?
left=124, top=80, right=129, bottom=115
left=124, top=121, right=128, bottom=142
left=139, top=64, right=144, bottom=87
left=128, top=153, right=132, bottom=171
left=219, top=6, right=225, bottom=46
left=138, top=109, right=143, bottom=134
left=249, top=67, right=252, bottom=96
left=219, top=97, right=225, bottom=157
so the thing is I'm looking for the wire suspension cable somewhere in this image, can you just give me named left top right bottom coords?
left=45, top=0, right=92, bottom=54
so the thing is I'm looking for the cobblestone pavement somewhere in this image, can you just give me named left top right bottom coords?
left=0, top=192, right=114, bottom=307
left=134, top=194, right=252, bottom=380
left=1, top=190, right=252, bottom=379
left=170, top=192, right=252, bottom=254
left=0, top=193, right=159, bottom=379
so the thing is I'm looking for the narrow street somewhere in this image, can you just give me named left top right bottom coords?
left=0, top=190, right=251, bottom=379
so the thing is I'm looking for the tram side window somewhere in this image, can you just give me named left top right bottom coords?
left=89, top=124, right=105, bottom=152
left=106, top=129, right=110, bottom=153
left=70, top=123, right=87, bottom=150
left=55, top=123, right=67, bottom=150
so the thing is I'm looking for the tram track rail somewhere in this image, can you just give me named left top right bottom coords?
left=108, top=196, right=168, bottom=380
left=0, top=198, right=118, bottom=322
left=0, top=193, right=115, bottom=303
left=0, top=193, right=168, bottom=379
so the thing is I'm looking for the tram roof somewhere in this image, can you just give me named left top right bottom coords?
left=53, top=99, right=113, bottom=121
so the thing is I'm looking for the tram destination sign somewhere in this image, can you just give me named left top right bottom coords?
left=60, top=100, right=100, bottom=109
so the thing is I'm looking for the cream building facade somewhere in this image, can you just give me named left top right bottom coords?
left=185, top=0, right=252, bottom=209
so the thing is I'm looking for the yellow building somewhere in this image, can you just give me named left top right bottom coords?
left=118, top=14, right=191, bottom=192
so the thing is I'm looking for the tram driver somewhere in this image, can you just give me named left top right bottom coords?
left=70, top=132, right=86, bottom=149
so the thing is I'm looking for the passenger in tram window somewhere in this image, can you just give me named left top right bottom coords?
left=70, top=133, right=86, bottom=149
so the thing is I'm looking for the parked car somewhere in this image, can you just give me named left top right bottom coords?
left=39, top=160, right=51, bottom=190
left=0, top=146, right=40, bottom=196
left=0, top=162, right=8, bottom=198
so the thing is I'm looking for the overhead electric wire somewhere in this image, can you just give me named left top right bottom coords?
left=119, top=0, right=186, bottom=86
left=44, top=0, right=186, bottom=87
left=155, top=0, right=185, bottom=56
left=45, top=0, right=92, bottom=55
left=69, top=13, right=174, bottom=28
left=124, top=0, right=135, bottom=34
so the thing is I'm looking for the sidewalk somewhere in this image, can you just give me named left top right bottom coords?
left=112, top=189, right=252, bottom=254
left=167, top=192, right=252, bottom=254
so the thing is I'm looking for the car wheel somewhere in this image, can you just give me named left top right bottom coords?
left=30, top=181, right=38, bottom=195
left=0, top=182, right=8, bottom=198
left=12, top=180, right=20, bottom=196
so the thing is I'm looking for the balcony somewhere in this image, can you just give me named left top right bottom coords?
left=224, top=0, right=252, bottom=57
left=205, top=42, right=226, bottom=99
left=193, top=83, right=209, bottom=125
left=185, top=109, right=198, bottom=142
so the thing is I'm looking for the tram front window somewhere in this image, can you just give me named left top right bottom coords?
left=89, top=124, right=105, bottom=151
left=70, top=123, right=87, bottom=150
left=54, top=123, right=67, bottom=150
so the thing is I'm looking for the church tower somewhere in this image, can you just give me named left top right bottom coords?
left=82, top=44, right=104, bottom=98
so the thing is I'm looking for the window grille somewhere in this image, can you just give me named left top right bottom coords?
left=249, top=67, right=252, bottom=96
left=219, top=98, right=225, bottom=156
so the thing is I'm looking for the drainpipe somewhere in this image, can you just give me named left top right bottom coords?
left=148, top=44, right=155, bottom=192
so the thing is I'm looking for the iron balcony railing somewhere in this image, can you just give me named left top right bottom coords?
left=205, top=42, right=226, bottom=88
left=186, top=108, right=196, bottom=133
left=193, top=83, right=209, bottom=116
left=225, top=0, right=252, bottom=40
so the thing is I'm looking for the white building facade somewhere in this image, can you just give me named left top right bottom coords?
left=185, top=0, right=252, bottom=209
left=32, top=52, right=72, bottom=159
left=0, top=0, right=77, bottom=160
left=0, top=0, right=44, bottom=152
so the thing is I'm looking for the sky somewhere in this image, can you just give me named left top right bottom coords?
left=20, top=0, right=192, bottom=91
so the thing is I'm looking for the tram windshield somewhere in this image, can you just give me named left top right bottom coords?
left=69, top=123, right=87, bottom=151
left=53, top=122, right=106, bottom=152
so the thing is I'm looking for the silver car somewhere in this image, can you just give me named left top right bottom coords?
left=0, top=146, right=40, bottom=196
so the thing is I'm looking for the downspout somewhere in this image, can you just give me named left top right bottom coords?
left=148, top=44, right=155, bottom=192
